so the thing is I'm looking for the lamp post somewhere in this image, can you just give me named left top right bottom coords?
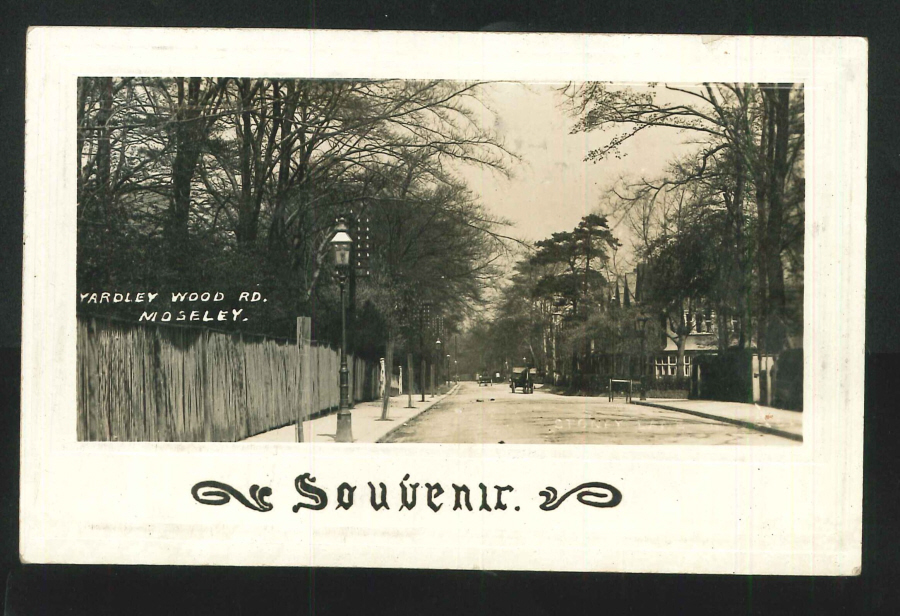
left=446, top=354, right=451, bottom=386
left=636, top=316, right=649, bottom=401
left=331, top=218, right=354, bottom=442
left=419, top=301, right=431, bottom=402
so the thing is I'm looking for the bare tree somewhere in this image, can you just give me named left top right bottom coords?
left=361, top=154, right=510, bottom=419
left=563, top=82, right=804, bottom=365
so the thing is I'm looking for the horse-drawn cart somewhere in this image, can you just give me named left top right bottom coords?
left=509, top=366, right=534, bottom=394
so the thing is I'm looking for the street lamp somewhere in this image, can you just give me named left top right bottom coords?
left=446, top=354, right=451, bottom=386
left=419, top=301, right=431, bottom=403
left=636, top=316, right=650, bottom=401
left=331, top=218, right=354, bottom=442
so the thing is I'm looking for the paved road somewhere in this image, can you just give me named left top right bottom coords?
left=383, top=381, right=794, bottom=445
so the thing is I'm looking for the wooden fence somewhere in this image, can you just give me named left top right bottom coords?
left=77, top=316, right=379, bottom=442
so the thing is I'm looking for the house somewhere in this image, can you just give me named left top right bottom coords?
left=608, top=268, right=724, bottom=380
left=619, top=262, right=799, bottom=406
left=654, top=325, right=718, bottom=378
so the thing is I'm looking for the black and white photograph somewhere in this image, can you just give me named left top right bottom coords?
left=76, top=78, right=804, bottom=446
left=21, top=29, right=865, bottom=574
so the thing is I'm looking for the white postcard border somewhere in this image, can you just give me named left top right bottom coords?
left=21, top=28, right=866, bottom=574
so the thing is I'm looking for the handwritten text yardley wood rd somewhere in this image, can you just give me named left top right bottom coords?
left=79, top=291, right=268, bottom=322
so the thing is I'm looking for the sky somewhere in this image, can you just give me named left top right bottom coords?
left=456, top=82, right=699, bottom=261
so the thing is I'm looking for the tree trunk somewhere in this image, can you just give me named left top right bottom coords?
left=269, top=82, right=300, bottom=255
left=420, top=354, right=427, bottom=403
left=93, top=77, right=114, bottom=284
left=95, top=77, right=113, bottom=217
left=731, top=152, right=750, bottom=350
left=76, top=78, right=90, bottom=209
left=235, top=78, right=259, bottom=245
left=763, top=87, right=792, bottom=354
left=755, top=92, right=773, bottom=364
left=167, top=77, right=204, bottom=254
left=381, top=329, right=394, bottom=420
left=406, top=352, right=414, bottom=408
left=717, top=309, right=729, bottom=353
left=676, top=335, right=688, bottom=380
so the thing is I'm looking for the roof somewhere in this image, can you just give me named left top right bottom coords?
left=662, top=333, right=719, bottom=352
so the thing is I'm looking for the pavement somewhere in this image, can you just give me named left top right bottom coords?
left=241, top=383, right=461, bottom=443
left=630, top=398, right=803, bottom=442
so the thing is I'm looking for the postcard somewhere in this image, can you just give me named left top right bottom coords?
left=21, top=28, right=866, bottom=574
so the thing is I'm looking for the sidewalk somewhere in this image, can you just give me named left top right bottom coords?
left=242, top=383, right=460, bottom=443
left=631, top=398, right=802, bottom=442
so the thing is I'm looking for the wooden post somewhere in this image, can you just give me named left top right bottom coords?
left=406, top=353, right=414, bottom=408
left=297, top=317, right=312, bottom=443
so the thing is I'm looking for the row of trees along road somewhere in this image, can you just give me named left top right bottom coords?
left=77, top=77, right=515, bottom=414
left=462, top=83, right=803, bottom=394
left=570, top=83, right=805, bottom=384
left=459, top=214, right=647, bottom=386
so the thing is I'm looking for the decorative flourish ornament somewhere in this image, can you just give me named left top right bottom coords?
left=539, top=482, right=622, bottom=510
left=191, top=480, right=273, bottom=512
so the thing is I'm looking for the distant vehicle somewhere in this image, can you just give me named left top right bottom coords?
left=509, top=366, right=534, bottom=394
left=478, top=373, right=493, bottom=386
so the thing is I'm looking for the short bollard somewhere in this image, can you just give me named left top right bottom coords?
left=335, top=410, right=353, bottom=442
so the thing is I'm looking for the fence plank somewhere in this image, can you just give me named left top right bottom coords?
left=297, top=318, right=311, bottom=442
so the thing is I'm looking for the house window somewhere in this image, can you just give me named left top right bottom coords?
left=655, top=355, right=675, bottom=377
left=654, top=355, right=691, bottom=377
